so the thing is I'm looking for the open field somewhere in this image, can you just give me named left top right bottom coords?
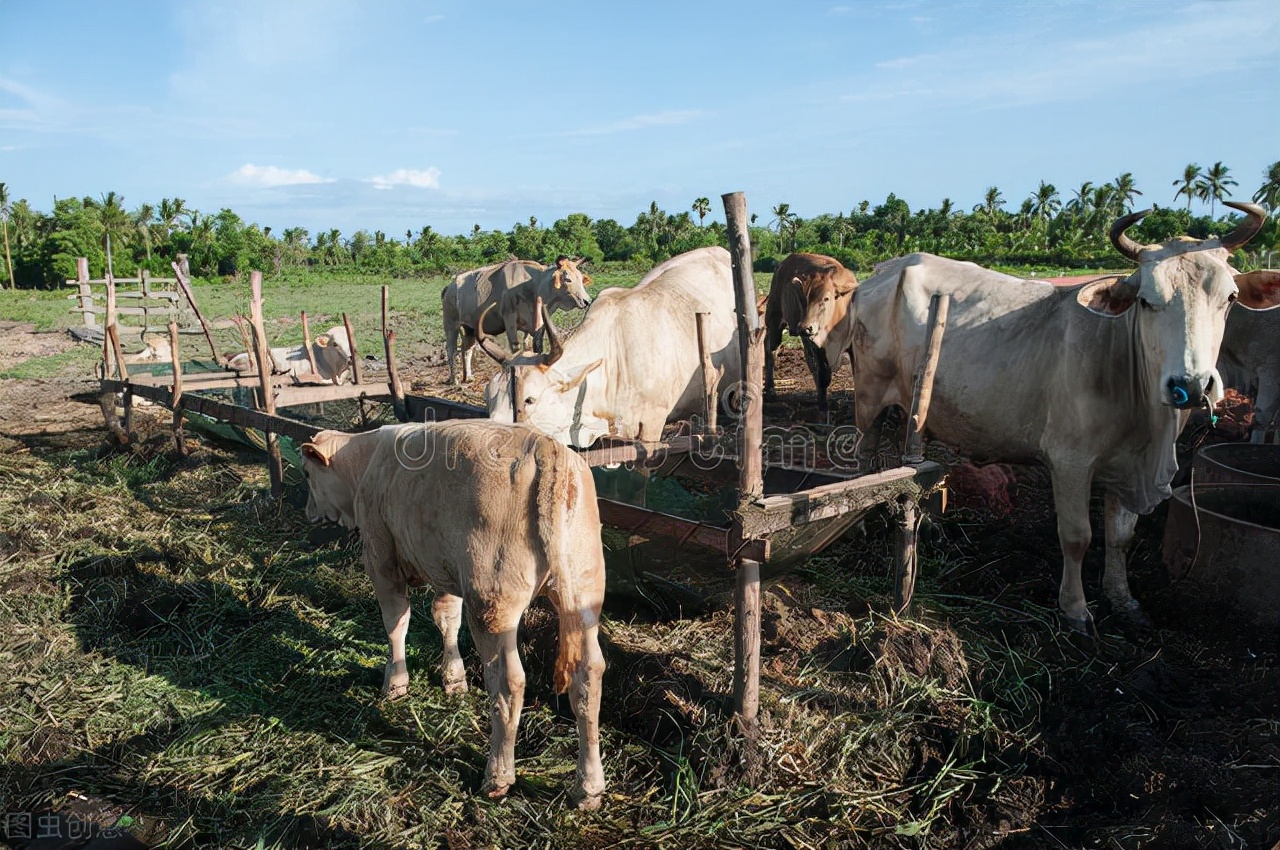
left=0, top=274, right=1276, bottom=850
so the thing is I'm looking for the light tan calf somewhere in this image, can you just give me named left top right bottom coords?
left=300, top=421, right=607, bottom=808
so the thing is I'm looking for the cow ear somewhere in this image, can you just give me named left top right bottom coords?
left=791, top=276, right=804, bottom=287
left=301, top=442, right=332, bottom=467
left=834, top=276, right=858, bottom=296
left=582, top=273, right=593, bottom=286
left=314, top=334, right=330, bottom=347
left=1234, top=271, right=1280, bottom=310
left=1078, top=276, right=1136, bottom=317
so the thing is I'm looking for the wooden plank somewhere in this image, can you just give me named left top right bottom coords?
left=300, top=310, right=320, bottom=377
left=893, top=497, right=921, bottom=614
left=249, top=272, right=284, bottom=497
left=66, top=304, right=180, bottom=316
left=171, top=260, right=221, bottom=363
left=576, top=435, right=698, bottom=468
left=732, top=557, right=762, bottom=734
left=404, top=394, right=487, bottom=422
left=382, top=286, right=408, bottom=421
left=342, top=312, right=363, bottom=385
left=275, top=383, right=389, bottom=408
left=596, top=498, right=735, bottom=556
left=169, top=321, right=186, bottom=455
left=722, top=190, right=763, bottom=501
left=176, top=393, right=321, bottom=444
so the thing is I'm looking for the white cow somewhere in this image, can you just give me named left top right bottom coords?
left=480, top=246, right=742, bottom=447
left=226, top=326, right=352, bottom=384
left=850, top=203, right=1266, bottom=631
left=300, top=421, right=607, bottom=808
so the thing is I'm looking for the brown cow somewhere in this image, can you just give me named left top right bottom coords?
left=300, top=421, right=607, bottom=808
left=763, top=252, right=858, bottom=413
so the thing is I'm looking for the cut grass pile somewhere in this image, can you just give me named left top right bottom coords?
left=0, top=421, right=1049, bottom=849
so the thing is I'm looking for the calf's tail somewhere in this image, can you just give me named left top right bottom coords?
left=531, top=435, right=586, bottom=694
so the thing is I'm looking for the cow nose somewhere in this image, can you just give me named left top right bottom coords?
left=800, top=324, right=817, bottom=337
left=1167, top=376, right=1204, bottom=409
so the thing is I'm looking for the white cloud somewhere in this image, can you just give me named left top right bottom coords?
left=569, top=110, right=704, bottom=136
left=828, top=5, right=853, bottom=14
left=367, top=168, right=442, bottom=190
left=228, top=163, right=334, bottom=187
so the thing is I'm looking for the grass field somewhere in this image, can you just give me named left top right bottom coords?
left=0, top=264, right=1275, bottom=849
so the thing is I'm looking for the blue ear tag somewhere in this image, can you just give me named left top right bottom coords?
left=1171, top=386, right=1189, bottom=406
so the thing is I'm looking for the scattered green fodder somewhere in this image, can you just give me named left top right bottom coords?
left=1, top=430, right=1048, bottom=849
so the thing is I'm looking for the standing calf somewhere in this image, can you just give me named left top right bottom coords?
left=301, top=421, right=607, bottom=808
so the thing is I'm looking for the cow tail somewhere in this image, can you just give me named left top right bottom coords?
left=532, top=435, right=583, bottom=695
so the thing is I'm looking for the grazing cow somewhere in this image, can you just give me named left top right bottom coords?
left=226, top=326, right=352, bottom=384
left=763, top=252, right=859, bottom=413
left=479, top=246, right=742, bottom=447
left=1219, top=270, right=1280, bottom=440
left=300, top=421, right=607, bottom=808
left=442, top=257, right=592, bottom=384
left=850, top=203, right=1266, bottom=631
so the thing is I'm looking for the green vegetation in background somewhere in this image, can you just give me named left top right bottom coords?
left=1, top=161, right=1276, bottom=291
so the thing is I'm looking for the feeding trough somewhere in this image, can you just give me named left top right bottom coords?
left=1163, top=443, right=1280, bottom=628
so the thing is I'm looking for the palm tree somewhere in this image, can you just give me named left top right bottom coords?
left=1067, top=181, right=1094, bottom=214
left=1252, top=160, right=1280, bottom=212
left=87, top=191, right=131, bottom=277
left=771, top=202, right=795, bottom=252
left=1196, top=161, right=1237, bottom=218
left=1028, top=181, right=1061, bottom=223
left=1172, top=163, right=1202, bottom=211
left=1112, top=172, right=1142, bottom=214
left=974, top=187, right=1005, bottom=219
left=0, top=183, right=13, bottom=289
left=692, top=197, right=710, bottom=227
left=133, top=203, right=155, bottom=263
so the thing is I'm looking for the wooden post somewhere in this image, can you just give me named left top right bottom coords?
left=382, top=287, right=408, bottom=422
left=300, top=311, right=320, bottom=377
left=695, top=312, right=723, bottom=433
left=98, top=391, right=128, bottom=443
left=121, top=384, right=134, bottom=437
left=169, top=321, right=186, bottom=456
left=893, top=497, right=921, bottom=613
left=104, top=269, right=119, bottom=378
left=107, top=323, right=129, bottom=381
left=723, top=191, right=766, bottom=733
left=171, top=259, right=221, bottom=364
left=234, top=317, right=255, bottom=374
left=342, top=312, right=363, bottom=385
left=139, top=269, right=151, bottom=334
left=903, top=293, right=950, bottom=464
left=76, top=258, right=96, bottom=329
left=249, top=272, right=284, bottom=497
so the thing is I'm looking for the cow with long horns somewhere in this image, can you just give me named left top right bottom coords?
left=478, top=246, right=742, bottom=447
left=850, top=203, right=1267, bottom=632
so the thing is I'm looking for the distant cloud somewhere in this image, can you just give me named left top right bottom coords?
left=569, top=110, right=704, bottom=136
left=875, top=55, right=921, bottom=69
left=423, top=14, right=444, bottom=24
left=367, top=168, right=443, bottom=190
left=828, top=5, right=852, bottom=14
left=228, top=163, right=334, bottom=187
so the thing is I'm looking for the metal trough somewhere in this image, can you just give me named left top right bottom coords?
left=1163, top=443, right=1280, bottom=628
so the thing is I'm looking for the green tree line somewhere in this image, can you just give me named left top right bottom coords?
left=1, top=160, right=1277, bottom=290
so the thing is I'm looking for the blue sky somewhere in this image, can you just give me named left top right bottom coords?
left=2, top=0, right=1277, bottom=238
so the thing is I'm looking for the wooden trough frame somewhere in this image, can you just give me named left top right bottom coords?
left=92, top=193, right=948, bottom=736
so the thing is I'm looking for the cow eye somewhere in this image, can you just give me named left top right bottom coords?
left=524, top=396, right=536, bottom=406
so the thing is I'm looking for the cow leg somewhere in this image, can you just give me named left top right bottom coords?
left=1103, top=492, right=1147, bottom=625
left=553, top=567, right=607, bottom=810
left=474, top=624, right=525, bottom=799
left=367, top=559, right=412, bottom=699
left=460, top=328, right=476, bottom=383
left=763, top=313, right=783, bottom=400
left=854, top=393, right=884, bottom=470
left=1048, top=463, right=1094, bottom=633
left=1251, top=369, right=1279, bottom=442
left=445, top=322, right=458, bottom=385
left=803, top=338, right=833, bottom=415
left=432, top=593, right=467, bottom=695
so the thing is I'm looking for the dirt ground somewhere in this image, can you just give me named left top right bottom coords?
left=2, top=323, right=1277, bottom=849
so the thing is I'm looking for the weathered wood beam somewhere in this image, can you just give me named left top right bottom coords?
left=249, top=272, right=284, bottom=497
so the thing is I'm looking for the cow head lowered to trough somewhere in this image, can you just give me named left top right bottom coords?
left=479, top=304, right=610, bottom=447
left=1074, top=201, right=1266, bottom=411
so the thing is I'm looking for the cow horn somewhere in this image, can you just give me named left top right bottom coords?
left=1108, top=208, right=1151, bottom=261
left=475, top=303, right=511, bottom=365
left=1218, top=202, right=1268, bottom=250
left=541, top=303, right=564, bottom=365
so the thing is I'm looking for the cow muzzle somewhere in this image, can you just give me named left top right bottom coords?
left=1166, top=375, right=1208, bottom=409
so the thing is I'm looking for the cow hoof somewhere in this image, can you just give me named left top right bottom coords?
left=382, top=682, right=409, bottom=701
left=573, top=791, right=603, bottom=811
left=443, top=678, right=468, bottom=696
left=1060, top=612, right=1097, bottom=638
left=484, top=781, right=512, bottom=800
left=1115, top=598, right=1151, bottom=628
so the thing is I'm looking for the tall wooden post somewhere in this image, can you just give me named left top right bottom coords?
left=169, top=321, right=186, bottom=456
left=724, top=191, right=765, bottom=734
left=382, top=287, right=408, bottom=421
left=342, top=313, right=363, bottom=385
left=249, top=272, right=284, bottom=497
left=76, top=258, right=96, bottom=330
left=171, top=260, right=221, bottom=364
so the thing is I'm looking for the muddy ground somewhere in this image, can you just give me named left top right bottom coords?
left=1, top=323, right=1277, bottom=849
